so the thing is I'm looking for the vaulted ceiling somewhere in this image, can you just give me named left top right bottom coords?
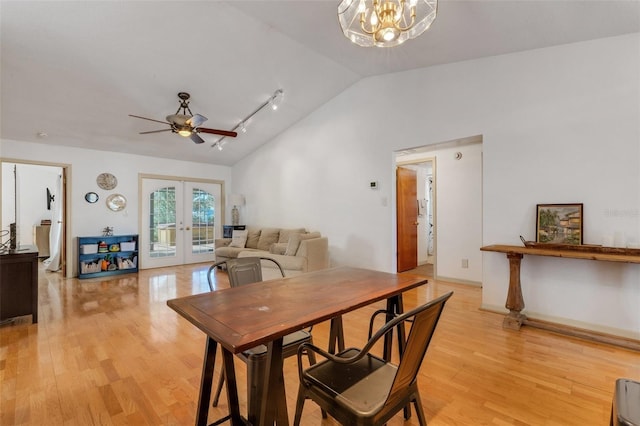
left=2, top=1, right=638, bottom=165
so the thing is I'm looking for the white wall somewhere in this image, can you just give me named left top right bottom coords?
left=233, top=34, right=640, bottom=339
left=1, top=163, right=60, bottom=246
left=0, top=140, right=232, bottom=276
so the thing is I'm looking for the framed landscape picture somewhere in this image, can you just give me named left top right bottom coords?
left=536, top=203, right=583, bottom=245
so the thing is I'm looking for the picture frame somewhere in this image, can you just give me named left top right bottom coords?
left=536, top=203, right=583, bottom=245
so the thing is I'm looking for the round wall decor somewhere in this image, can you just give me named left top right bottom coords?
left=96, top=173, right=118, bottom=190
left=84, top=192, right=99, bottom=203
left=106, top=194, right=127, bottom=212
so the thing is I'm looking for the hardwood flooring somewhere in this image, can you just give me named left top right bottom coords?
left=1, top=262, right=638, bottom=425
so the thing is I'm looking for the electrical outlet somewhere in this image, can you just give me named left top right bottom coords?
left=461, top=259, right=469, bottom=268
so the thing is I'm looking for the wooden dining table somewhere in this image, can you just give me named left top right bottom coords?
left=167, top=266, right=429, bottom=426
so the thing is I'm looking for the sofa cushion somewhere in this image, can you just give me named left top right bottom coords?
left=278, top=228, right=306, bottom=244
left=269, top=243, right=288, bottom=255
left=239, top=251, right=306, bottom=272
left=216, top=246, right=259, bottom=259
left=245, top=227, right=261, bottom=249
left=228, top=230, right=248, bottom=248
left=286, top=232, right=321, bottom=256
left=257, top=228, right=280, bottom=251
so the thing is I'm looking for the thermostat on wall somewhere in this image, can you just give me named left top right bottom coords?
left=370, top=181, right=378, bottom=189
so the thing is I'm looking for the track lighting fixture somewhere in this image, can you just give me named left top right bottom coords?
left=211, top=89, right=284, bottom=151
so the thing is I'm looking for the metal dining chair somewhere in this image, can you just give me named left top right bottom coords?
left=293, top=291, right=453, bottom=426
left=206, top=256, right=321, bottom=425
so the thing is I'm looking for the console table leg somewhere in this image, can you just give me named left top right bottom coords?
left=504, top=253, right=526, bottom=330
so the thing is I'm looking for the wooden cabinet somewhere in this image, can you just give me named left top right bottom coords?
left=34, top=225, right=51, bottom=257
left=78, top=235, right=138, bottom=279
left=0, top=246, right=38, bottom=323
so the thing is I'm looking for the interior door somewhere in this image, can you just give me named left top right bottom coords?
left=141, top=178, right=221, bottom=269
left=397, top=167, right=418, bottom=272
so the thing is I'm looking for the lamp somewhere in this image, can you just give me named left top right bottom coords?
left=338, top=0, right=437, bottom=47
left=211, top=89, right=284, bottom=151
left=229, top=194, right=245, bottom=226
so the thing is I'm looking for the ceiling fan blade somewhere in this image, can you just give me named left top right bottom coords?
left=190, top=133, right=206, bottom=144
left=139, top=129, right=173, bottom=134
left=186, top=113, right=207, bottom=128
left=197, top=127, right=238, bottom=138
left=129, top=114, right=170, bottom=125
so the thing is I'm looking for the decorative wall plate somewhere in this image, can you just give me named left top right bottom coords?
left=85, top=192, right=99, bottom=203
left=96, top=173, right=117, bottom=190
left=106, top=194, right=126, bottom=212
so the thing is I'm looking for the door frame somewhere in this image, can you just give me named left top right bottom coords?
left=138, top=173, right=226, bottom=268
left=395, top=157, right=437, bottom=276
left=0, top=158, right=72, bottom=277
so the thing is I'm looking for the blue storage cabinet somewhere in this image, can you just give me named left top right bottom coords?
left=78, top=234, right=138, bottom=279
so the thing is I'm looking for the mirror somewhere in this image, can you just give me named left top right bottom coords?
left=85, top=192, right=99, bottom=203
left=106, top=194, right=126, bottom=212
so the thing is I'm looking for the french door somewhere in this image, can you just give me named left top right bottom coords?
left=140, top=178, right=222, bottom=269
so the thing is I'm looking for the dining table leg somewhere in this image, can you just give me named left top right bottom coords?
left=328, top=316, right=345, bottom=354
left=196, top=337, right=218, bottom=426
left=221, top=348, right=244, bottom=425
left=259, top=337, right=288, bottom=426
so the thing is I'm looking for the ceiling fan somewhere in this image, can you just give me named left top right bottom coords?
left=129, top=92, right=237, bottom=144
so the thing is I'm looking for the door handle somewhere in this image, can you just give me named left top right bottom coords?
left=414, top=222, right=419, bottom=226
left=185, top=226, right=191, bottom=231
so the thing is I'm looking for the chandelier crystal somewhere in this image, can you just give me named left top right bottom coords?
left=338, top=0, right=437, bottom=47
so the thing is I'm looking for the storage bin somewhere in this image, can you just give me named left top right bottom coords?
left=120, top=242, right=136, bottom=251
left=80, top=261, right=101, bottom=274
left=117, top=256, right=137, bottom=270
left=80, top=244, right=98, bottom=254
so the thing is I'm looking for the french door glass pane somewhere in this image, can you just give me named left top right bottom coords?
left=191, top=187, right=216, bottom=254
left=149, top=186, right=176, bottom=258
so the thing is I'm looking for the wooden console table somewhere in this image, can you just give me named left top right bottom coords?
left=480, top=244, right=640, bottom=351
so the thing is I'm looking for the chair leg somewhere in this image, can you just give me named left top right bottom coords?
left=412, top=394, right=427, bottom=426
left=293, top=383, right=307, bottom=426
left=304, top=348, right=327, bottom=419
left=212, top=369, right=225, bottom=407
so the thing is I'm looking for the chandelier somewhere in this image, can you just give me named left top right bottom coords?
left=338, top=0, right=437, bottom=48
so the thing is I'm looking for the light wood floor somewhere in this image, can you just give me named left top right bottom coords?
left=1, top=262, right=638, bottom=425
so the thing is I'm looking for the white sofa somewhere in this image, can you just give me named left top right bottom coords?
left=214, top=227, right=329, bottom=277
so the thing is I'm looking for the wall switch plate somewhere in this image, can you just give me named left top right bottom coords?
left=461, top=259, right=469, bottom=268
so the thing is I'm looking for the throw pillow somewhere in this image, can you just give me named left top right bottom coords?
left=278, top=228, right=306, bottom=244
left=284, top=233, right=303, bottom=256
left=245, top=227, right=261, bottom=249
left=257, top=228, right=280, bottom=251
left=269, top=243, right=287, bottom=255
left=228, top=230, right=248, bottom=248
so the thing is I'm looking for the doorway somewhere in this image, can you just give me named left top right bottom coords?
left=395, top=134, right=483, bottom=283
left=1, top=160, right=69, bottom=276
left=140, top=176, right=223, bottom=269
left=396, top=160, right=436, bottom=274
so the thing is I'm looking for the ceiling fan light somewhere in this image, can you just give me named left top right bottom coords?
left=178, top=129, right=192, bottom=137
